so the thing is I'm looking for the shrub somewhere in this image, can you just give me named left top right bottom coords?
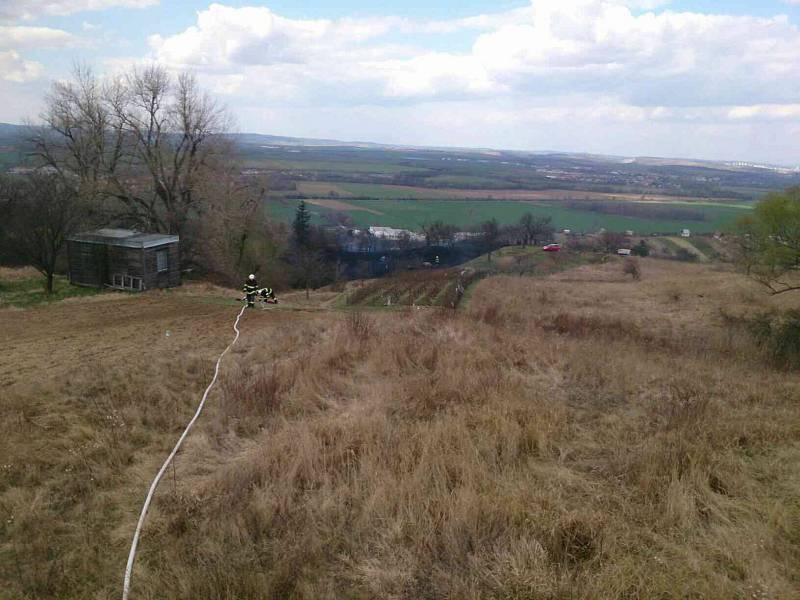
left=220, top=368, right=282, bottom=435
left=623, top=257, right=641, bottom=280
left=674, top=247, right=699, bottom=262
left=749, top=309, right=800, bottom=369
left=544, top=312, right=644, bottom=342
left=631, top=240, right=650, bottom=257
left=548, top=514, right=603, bottom=567
left=345, top=310, right=373, bottom=342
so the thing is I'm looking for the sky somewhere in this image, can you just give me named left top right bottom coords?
left=2, top=0, right=800, bottom=165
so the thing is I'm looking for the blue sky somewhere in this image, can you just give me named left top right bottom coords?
left=2, top=0, right=800, bottom=164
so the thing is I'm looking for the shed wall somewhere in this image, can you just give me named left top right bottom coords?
left=142, top=243, right=180, bottom=289
left=67, top=240, right=106, bottom=288
left=107, top=246, right=144, bottom=283
left=67, top=238, right=181, bottom=291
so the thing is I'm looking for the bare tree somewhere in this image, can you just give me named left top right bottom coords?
left=1, top=173, right=84, bottom=294
left=31, top=64, right=229, bottom=251
left=423, top=220, right=457, bottom=247
left=397, top=230, right=413, bottom=250
left=600, top=230, right=628, bottom=253
left=518, top=213, right=554, bottom=247
left=193, top=167, right=283, bottom=284
left=479, top=218, right=501, bottom=262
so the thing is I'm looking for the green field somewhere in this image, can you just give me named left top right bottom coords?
left=266, top=197, right=751, bottom=235
left=422, top=174, right=513, bottom=188
left=241, top=157, right=428, bottom=174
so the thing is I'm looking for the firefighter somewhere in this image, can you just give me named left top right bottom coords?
left=258, top=287, right=278, bottom=304
left=243, top=274, right=258, bottom=308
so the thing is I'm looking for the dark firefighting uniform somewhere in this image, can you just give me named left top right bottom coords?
left=243, top=278, right=258, bottom=307
left=258, top=287, right=277, bottom=303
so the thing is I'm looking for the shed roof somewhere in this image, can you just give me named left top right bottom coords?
left=69, top=228, right=179, bottom=249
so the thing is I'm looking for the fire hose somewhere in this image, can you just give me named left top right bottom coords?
left=122, top=303, right=247, bottom=599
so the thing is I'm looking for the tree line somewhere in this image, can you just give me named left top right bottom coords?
left=0, top=65, right=284, bottom=293
left=2, top=64, right=550, bottom=295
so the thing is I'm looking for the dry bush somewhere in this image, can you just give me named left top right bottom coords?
left=219, top=367, right=282, bottom=435
left=623, top=257, right=641, bottom=280
left=667, top=288, right=682, bottom=302
left=548, top=514, right=604, bottom=568
left=472, top=302, right=507, bottom=327
left=748, top=309, right=800, bottom=369
left=543, top=312, right=643, bottom=341
left=344, top=310, right=373, bottom=342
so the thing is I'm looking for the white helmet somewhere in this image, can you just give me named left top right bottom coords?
left=248, top=274, right=255, bottom=280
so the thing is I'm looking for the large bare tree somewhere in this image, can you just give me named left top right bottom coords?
left=193, top=166, right=286, bottom=285
left=31, top=64, right=229, bottom=249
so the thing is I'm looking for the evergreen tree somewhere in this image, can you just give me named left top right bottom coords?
left=289, top=200, right=324, bottom=299
left=292, top=200, right=311, bottom=249
left=480, top=218, right=501, bottom=262
left=631, top=240, right=650, bottom=257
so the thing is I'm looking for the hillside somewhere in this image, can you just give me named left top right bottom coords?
left=2, top=256, right=799, bottom=599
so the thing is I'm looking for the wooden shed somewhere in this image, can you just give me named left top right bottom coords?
left=67, top=228, right=180, bottom=291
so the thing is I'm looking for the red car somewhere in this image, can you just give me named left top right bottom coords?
left=542, top=243, right=561, bottom=252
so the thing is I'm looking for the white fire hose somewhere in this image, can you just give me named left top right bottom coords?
left=122, top=303, right=247, bottom=599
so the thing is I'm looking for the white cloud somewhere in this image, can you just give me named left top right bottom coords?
left=0, top=50, right=42, bottom=82
left=0, top=25, right=79, bottom=49
left=466, top=2, right=800, bottom=107
left=149, top=4, right=401, bottom=69
left=148, top=1, right=800, bottom=110
left=727, top=104, right=800, bottom=121
left=0, top=25, right=80, bottom=84
left=15, top=0, right=796, bottom=163
left=0, top=0, right=158, bottom=21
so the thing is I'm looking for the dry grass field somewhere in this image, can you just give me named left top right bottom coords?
left=1, top=258, right=799, bottom=599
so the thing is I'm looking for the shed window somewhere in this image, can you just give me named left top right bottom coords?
left=156, top=249, right=168, bottom=272
left=113, top=275, right=142, bottom=290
